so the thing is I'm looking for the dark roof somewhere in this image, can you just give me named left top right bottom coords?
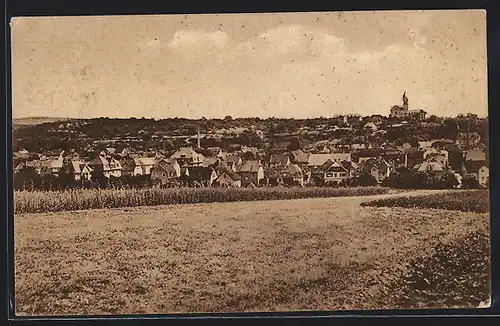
left=226, top=155, right=242, bottom=164
left=216, top=170, right=241, bottom=181
left=266, top=166, right=283, bottom=178
left=237, top=160, right=262, bottom=173
left=153, top=163, right=176, bottom=174
left=362, top=158, right=390, bottom=173
left=270, top=153, right=290, bottom=165
left=187, top=166, right=216, bottom=181
left=325, top=162, right=347, bottom=172
left=465, top=160, right=489, bottom=174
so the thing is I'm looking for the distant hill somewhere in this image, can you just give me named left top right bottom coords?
left=12, top=117, right=72, bottom=126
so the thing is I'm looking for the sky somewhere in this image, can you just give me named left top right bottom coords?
left=10, top=10, right=488, bottom=119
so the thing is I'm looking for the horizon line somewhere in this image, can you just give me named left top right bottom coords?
left=13, top=113, right=489, bottom=120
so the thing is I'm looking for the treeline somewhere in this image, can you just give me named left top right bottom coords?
left=13, top=168, right=160, bottom=191
left=12, top=114, right=488, bottom=154
left=385, top=167, right=483, bottom=189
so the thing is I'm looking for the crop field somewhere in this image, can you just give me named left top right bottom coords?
left=360, top=189, right=490, bottom=213
left=14, top=190, right=490, bottom=315
left=14, top=186, right=392, bottom=214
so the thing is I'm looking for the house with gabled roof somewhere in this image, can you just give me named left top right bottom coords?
left=290, top=149, right=310, bottom=170
left=308, top=153, right=351, bottom=168
left=170, top=147, right=205, bottom=166
left=151, top=160, right=181, bottom=185
left=414, top=160, right=446, bottom=178
left=323, top=161, right=349, bottom=184
left=225, top=155, right=243, bottom=172
left=89, top=155, right=122, bottom=178
left=122, top=157, right=157, bottom=176
left=214, top=170, right=242, bottom=187
left=62, top=160, right=94, bottom=181
left=340, top=160, right=359, bottom=178
left=465, top=160, right=489, bottom=186
left=39, top=155, right=65, bottom=176
left=236, top=160, right=265, bottom=187
left=269, top=153, right=291, bottom=167
left=184, top=166, right=218, bottom=186
left=361, top=157, right=392, bottom=183
left=279, top=164, right=304, bottom=186
left=206, top=147, right=227, bottom=160
left=465, top=150, right=486, bottom=162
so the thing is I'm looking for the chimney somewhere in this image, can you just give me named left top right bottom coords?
left=197, top=120, right=201, bottom=149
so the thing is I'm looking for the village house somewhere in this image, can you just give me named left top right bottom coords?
left=307, top=153, right=352, bottom=169
left=269, top=153, right=291, bottom=167
left=340, top=160, right=359, bottom=178
left=290, top=149, right=310, bottom=170
left=236, top=160, right=265, bottom=187
left=170, top=147, right=205, bottom=166
left=150, top=159, right=181, bottom=185
left=323, top=160, right=349, bottom=184
left=206, top=147, right=227, bottom=159
left=382, top=150, right=404, bottom=168
left=361, top=158, right=392, bottom=183
left=225, top=155, right=243, bottom=172
left=89, top=155, right=122, bottom=178
left=185, top=166, right=218, bottom=186
left=402, top=149, right=425, bottom=169
left=423, top=148, right=449, bottom=167
left=465, top=149, right=486, bottom=162
left=62, top=160, right=93, bottom=181
left=465, top=160, right=489, bottom=186
left=414, top=160, right=446, bottom=178
left=23, top=160, right=45, bottom=175
left=121, top=157, right=157, bottom=176
left=116, top=147, right=132, bottom=157
left=280, top=164, right=304, bottom=186
left=39, top=154, right=65, bottom=176
left=214, top=170, right=242, bottom=187
left=201, top=156, right=220, bottom=168
left=356, top=150, right=381, bottom=164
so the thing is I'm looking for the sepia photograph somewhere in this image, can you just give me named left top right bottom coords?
left=10, top=9, right=490, bottom=316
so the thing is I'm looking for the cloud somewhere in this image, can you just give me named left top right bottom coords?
left=167, top=30, right=228, bottom=50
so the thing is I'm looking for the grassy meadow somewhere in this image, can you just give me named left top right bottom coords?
left=14, top=186, right=392, bottom=214
left=14, top=190, right=490, bottom=315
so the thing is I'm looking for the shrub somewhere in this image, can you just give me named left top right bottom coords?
left=358, top=172, right=378, bottom=187
left=462, top=174, right=481, bottom=189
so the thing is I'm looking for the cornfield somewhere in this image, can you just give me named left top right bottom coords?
left=14, top=186, right=391, bottom=214
left=360, top=189, right=490, bottom=213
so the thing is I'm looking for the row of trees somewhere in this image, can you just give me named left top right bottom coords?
left=386, top=167, right=482, bottom=189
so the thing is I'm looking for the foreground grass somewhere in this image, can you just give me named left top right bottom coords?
left=14, top=186, right=391, bottom=214
left=14, top=195, right=489, bottom=315
left=377, top=231, right=490, bottom=309
left=360, top=189, right=490, bottom=213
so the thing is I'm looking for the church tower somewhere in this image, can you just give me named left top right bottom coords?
left=402, top=92, right=409, bottom=110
